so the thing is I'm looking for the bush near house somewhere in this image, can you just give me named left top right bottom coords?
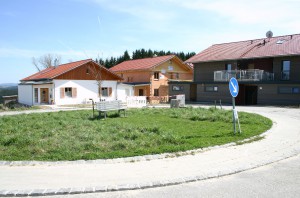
left=0, top=107, right=272, bottom=161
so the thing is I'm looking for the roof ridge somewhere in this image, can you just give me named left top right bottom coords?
left=56, top=58, right=92, bottom=67
left=212, top=33, right=300, bottom=46
left=50, top=59, right=92, bottom=79
left=121, top=54, right=174, bottom=63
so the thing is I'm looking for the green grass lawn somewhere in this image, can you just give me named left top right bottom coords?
left=0, top=107, right=272, bottom=161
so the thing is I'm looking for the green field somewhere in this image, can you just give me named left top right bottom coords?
left=0, top=107, right=272, bottom=161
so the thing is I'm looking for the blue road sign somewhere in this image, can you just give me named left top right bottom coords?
left=229, top=77, right=239, bottom=97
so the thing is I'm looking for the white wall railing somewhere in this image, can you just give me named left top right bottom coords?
left=126, top=96, right=147, bottom=108
left=214, top=69, right=274, bottom=82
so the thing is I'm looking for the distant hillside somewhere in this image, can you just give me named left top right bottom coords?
left=0, top=83, right=18, bottom=88
left=0, top=84, right=18, bottom=103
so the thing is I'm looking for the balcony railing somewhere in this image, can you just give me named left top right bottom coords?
left=214, top=69, right=274, bottom=82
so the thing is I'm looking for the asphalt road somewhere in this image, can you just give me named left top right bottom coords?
left=35, top=154, right=300, bottom=198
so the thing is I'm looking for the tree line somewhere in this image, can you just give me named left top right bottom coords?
left=95, top=49, right=196, bottom=68
left=31, top=50, right=196, bottom=71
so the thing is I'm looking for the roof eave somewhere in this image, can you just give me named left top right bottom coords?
left=190, top=53, right=300, bottom=64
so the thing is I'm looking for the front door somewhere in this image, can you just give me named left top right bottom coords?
left=190, top=84, right=197, bottom=101
left=245, top=86, right=258, bottom=105
left=40, top=88, right=49, bottom=104
left=138, top=89, right=144, bottom=96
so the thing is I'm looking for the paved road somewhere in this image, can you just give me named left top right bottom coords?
left=0, top=106, right=300, bottom=197
left=39, top=154, right=300, bottom=198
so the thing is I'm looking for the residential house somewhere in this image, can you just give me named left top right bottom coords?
left=169, top=33, right=300, bottom=105
left=110, top=55, right=193, bottom=103
left=18, top=59, right=132, bottom=106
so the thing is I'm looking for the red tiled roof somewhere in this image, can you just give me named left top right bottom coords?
left=22, top=59, right=93, bottom=81
left=187, top=33, right=300, bottom=63
left=110, top=55, right=175, bottom=72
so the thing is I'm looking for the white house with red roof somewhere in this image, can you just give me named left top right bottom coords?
left=170, top=33, right=300, bottom=105
left=18, top=59, right=133, bottom=106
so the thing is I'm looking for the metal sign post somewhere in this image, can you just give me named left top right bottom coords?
left=229, top=77, right=241, bottom=135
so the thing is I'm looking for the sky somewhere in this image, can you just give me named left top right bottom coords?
left=1, top=0, right=300, bottom=84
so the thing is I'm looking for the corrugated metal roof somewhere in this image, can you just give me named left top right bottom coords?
left=187, top=33, right=300, bottom=63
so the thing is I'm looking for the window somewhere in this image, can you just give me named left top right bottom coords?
left=172, top=85, right=184, bottom=91
left=100, top=87, right=112, bottom=97
left=281, top=60, right=290, bottom=80
left=278, top=87, right=300, bottom=94
left=86, top=68, right=89, bottom=74
left=127, top=77, right=133, bottom=82
left=138, top=89, right=144, bottom=96
left=60, top=87, right=77, bottom=98
left=205, top=86, right=218, bottom=92
left=154, top=72, right=159, bottom=80
left=225, top=64, right=232, bottom=71
left=34, top=88, right=38, bottom=103
left=65, top=87, right=72, bottom=97
left=154, top=89, right=159, bottom=96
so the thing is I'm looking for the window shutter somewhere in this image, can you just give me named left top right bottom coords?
left=99, top=87, right=101, bottom=97
left=109, top=87, right=112, bottom=97
left=72, top=87, right=77, bottom=98
left=60, top=87, right=65, bottom=98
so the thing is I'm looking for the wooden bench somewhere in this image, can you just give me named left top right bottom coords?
left=95, top=100, right=127, bottom=119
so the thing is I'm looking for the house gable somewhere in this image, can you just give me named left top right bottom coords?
left=54, top=61, right=122, bottom=81
left=21, top=59, right=122, bottom=82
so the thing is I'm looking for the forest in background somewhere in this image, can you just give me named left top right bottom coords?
left=94, top=49, right=196, bottom=68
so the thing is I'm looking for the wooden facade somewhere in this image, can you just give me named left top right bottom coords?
left=55, top=62, right=121, bottom=81
left=170, top=56, right=300, bottom=105
left=112, top=56, right=193, bottom=103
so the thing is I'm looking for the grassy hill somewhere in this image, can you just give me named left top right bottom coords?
left=0, top=84, right=18, bottom=103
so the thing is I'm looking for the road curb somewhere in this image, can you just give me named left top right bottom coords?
left=1, top=151, right=300, bottom=197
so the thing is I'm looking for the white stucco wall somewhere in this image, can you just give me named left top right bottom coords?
left=18, top=83, right=54, bottom=106
left=32, top=84, right=53, bottom=105
left=53, top=80, right=118, bottom=105
left=117, top=83, right=134, bottom=102
left=18, top=84, right=33, bottom=106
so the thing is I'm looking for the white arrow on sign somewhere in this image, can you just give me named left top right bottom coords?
left=231, top=81, right=237, bottom=93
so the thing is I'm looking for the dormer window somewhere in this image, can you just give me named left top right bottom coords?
left=276, top=39, right=286, bottom=44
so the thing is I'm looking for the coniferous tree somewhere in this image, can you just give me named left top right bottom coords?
left=96, top=49, right=195, bottom=68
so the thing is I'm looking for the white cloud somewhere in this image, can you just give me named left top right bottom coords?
left=87, top=0, right=176, bottom=32
left=0, top=47, right=104, bottom=62
left=172, top=0, right=300, bottom=26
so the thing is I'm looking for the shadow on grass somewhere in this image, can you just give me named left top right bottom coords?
left=88, top=112, right=122, bottom=121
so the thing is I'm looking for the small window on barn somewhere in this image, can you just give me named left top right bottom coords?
left=225, top=64, right=232, bottom=71
left=86, top=68, right=90, bottom=74
left=205, top=86, right=218, bottom=92
left=278, top=87, right=300, bottom=94
left=172, top=85, right=183, bottom=91
left=154, top=72, right=159, bottom=80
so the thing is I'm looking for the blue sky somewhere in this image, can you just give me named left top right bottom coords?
left=1, top=0, right=300, bottom=83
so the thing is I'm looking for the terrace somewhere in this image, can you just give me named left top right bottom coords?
left=214, top=69, right=274, bottom=82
